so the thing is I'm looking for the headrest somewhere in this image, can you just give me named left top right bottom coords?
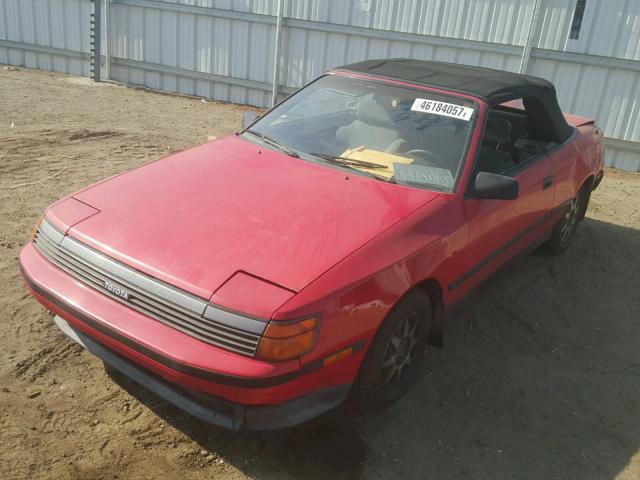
left=356, top=100, right=393, bottom=125
left=485, top=116, right=512, bottom=144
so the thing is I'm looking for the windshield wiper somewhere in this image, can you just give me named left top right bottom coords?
left=308, top=152, right=395, bottom=183
left=245, top=130, right=299, bottom=158
left=308, top=152, right=388, bottom=170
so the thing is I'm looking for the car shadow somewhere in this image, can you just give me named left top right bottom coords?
left=105, top=365, right=366, bottom=479
left=105, top=217, right=640, bottom=480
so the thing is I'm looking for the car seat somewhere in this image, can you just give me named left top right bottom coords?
left=477, top=117, right=516, bottom=174
left=336, top=100, right=407, bottom=153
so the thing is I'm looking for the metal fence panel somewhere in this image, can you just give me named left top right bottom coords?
left=536, top=0, right=640, bottom=61
left=531, top=58, right=640, bottom=144
left=0, top=0, right=92, bottom=75
left=108, top=0, right=275, bottom=106
left=286, top=0, right=536, bottom=45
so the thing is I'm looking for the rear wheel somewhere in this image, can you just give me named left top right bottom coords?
left=545, top=185, right=589, bottom=254
left=352, top=289, right=432, bottom=411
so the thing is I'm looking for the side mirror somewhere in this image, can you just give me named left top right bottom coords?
left=242, top=111, right=260, bottom=129
left=471, top=171, right=519, bottom=200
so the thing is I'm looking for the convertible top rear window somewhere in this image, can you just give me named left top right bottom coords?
left=243, top=74, right=477, bottom=192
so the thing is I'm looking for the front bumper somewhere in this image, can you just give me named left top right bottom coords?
left=53, top=315, right=349, bottom=430
left=19, top=242, right=361, bottom=419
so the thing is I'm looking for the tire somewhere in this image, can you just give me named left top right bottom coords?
left=352, top=289, right=432, bottom=411
left=545, top=185, right=589, bottom=254
left=577, top=183, right=592, bottom=221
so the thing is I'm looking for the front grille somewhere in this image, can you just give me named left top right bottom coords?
left=34, top=221, right=265, bottom=357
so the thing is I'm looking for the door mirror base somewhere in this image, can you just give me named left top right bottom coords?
left=471, top=171, right=520, bottom=200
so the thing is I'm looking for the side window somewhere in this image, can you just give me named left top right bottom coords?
left=476, top=97, right=557, bottom=175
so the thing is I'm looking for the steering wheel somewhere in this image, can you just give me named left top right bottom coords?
left=405, top=149, right=440, bottom=166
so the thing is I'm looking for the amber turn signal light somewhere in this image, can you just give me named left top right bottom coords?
left=31, top=216, right=43, bottom=242
left=255, top=316, right=319, bottom=362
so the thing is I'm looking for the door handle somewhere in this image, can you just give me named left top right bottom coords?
left=543, top=175, right=553, bottom=189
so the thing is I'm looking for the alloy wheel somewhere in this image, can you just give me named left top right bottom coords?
left=560, top=195, right=580, bottom=243
left=381, top=312, right=421, bottom=386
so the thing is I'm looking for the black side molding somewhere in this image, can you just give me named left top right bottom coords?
left=448, top=204, right=568, bottom=292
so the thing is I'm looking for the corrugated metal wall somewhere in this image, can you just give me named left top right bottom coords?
left=1, top=0, right=639, bottom=171
left=108, top=1, right=279, bottom=106
left=0, top=0, right=92, bottom=76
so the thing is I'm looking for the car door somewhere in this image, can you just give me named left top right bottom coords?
left=546, top=139, right=580, bottom=209
left=451, top=153, right=556, bottom=297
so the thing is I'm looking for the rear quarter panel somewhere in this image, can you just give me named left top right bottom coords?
left=550, top=124, right=603, bottom=207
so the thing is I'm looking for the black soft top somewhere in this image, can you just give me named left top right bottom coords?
left=336, top=58, right=573, bottom=142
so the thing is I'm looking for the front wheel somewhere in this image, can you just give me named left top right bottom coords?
left=352, top=289, right=432, bottom=411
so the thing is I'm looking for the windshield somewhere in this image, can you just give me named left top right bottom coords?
left=243, top=74, right=477, bottom=192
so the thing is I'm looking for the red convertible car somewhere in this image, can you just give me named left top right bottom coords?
left=20, top=59, right=604, bottom=430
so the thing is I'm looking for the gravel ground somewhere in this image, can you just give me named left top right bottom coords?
left=1, top=66, right=639, bottom=480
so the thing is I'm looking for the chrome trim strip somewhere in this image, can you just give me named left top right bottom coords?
left=203, top=305, right=267, bottom=335
left=40, top=218, right=65, bottom=245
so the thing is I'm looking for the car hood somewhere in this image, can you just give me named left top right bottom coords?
left=69, top=135, right=439, bottom=303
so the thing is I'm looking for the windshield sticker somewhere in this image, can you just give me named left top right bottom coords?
left=393, top=163, right=455, bottom=189
left=411, top=98, right=474, bottom=121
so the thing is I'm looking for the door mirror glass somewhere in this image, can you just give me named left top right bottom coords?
left=242, top=111, right=260, bottom=129
left=471, top=171, right=519, bottom=200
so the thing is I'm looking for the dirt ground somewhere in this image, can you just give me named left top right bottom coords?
left=1, top=67, right=639, bottom=480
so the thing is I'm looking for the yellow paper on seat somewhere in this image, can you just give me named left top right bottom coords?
left=339, top=146, right=414, bottom=178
